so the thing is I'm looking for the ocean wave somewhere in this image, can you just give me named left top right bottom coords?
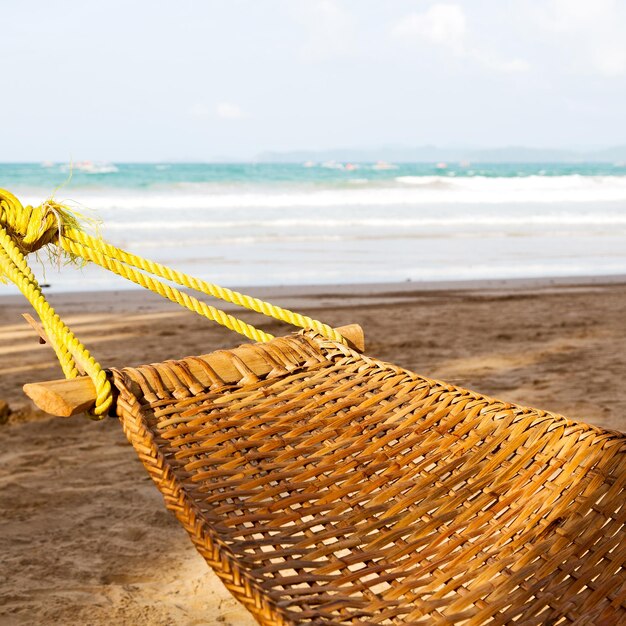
left=18, top=175, right=626, bottom=210
left=394, top=176, right=455, bottom=188
left=5, top=167, right=626, bottom=293
left=102, top=213, right=626, bottom=232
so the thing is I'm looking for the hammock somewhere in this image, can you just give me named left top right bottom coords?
left=2, top=190, right=625, bottom=625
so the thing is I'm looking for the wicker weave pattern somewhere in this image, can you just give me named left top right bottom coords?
left=111, top=332, right=626, bottom=625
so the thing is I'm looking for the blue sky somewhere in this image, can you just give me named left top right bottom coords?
left=2, top=0, right=626, bottom=161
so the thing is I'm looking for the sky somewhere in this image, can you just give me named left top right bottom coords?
left=2, top=0, right=626, bottom=161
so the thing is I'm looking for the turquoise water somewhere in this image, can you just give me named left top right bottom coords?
left=4, top=161, right=626, bottom=190
left=2, top=162, right=626, bottom=292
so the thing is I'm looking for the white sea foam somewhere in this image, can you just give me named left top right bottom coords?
left=7, top=174, right=626, bottom=293
left=19, top=175, right=626, bottom=213
left=100, top=213, right=626, bottom=233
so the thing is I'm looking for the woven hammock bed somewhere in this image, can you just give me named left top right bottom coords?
left=2, top=190, right=625, bottom=625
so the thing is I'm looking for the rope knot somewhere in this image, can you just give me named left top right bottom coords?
left=0, top=189, right=70, bottom=254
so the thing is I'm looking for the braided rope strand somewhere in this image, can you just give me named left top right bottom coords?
left=60, top=236, right=274, bottom=344
left=64, top=228, right=346, bottom=344
left=0, top=188, right=347, bottom=418
left=0, top=233, right=75, bottom=377
left=0, top=227, right=112, bottom=417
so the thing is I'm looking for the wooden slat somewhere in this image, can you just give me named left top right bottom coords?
left=22, top=324, right=365, bottom=417
left=23, top=378, right=97, bottom=417
left=21, top=313, right=48, bottom=344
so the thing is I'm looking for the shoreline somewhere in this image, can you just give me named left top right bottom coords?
left=1, top=272, right=626, bottom=311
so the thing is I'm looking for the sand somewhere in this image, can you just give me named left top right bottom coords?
left=1, top=277, right=625, bottom=625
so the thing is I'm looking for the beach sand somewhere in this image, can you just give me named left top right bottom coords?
left=1, top=277, right=625, bottom=625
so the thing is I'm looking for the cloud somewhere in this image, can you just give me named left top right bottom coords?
left=476, top=54, right=530, bottom=75
left=393, top=4, right=466, bottom=55
left=392, top=4, right=529, bottom=74
left=215, top=102, right=247, bottom=120
left=538, top=0, right=626, bottom=76
left=542, top=0, right=614, bottom=32
left=189, top=103, right=211, bottom=120
left=288, top=0, right=355, bottom=61
left=593, top=46, right=626, bottom=77
left=189, top=102, right=249, bottom=122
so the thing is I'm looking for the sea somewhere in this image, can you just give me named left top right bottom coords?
left=2, top=161, right=626, bottom=293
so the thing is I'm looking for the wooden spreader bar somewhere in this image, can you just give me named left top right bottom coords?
left=23, top=324, right=365, bottom=417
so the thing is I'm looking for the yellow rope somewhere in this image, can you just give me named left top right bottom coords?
left=62, top=228, right=345, bottom=343
left=0, top=225, right=112, bottom=417
left=0, top=189, right=346, bottom=418
left=60, top=235, right=274, bottom=343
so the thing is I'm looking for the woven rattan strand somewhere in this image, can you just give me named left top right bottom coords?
left=111, top=331, right=626, bottom=625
